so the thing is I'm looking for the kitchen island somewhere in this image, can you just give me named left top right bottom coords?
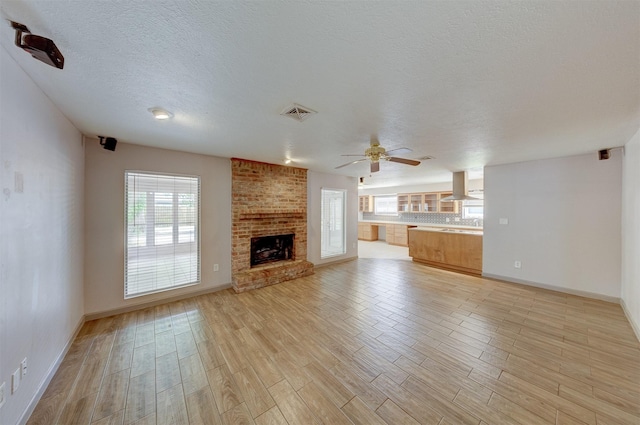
left=408, top=227, right=483, bottom=276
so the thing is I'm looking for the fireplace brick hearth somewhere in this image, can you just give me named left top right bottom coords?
left=231, top=158, right=313, bottom=292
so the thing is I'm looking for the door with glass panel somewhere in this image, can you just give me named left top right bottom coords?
left=321, top=188, right=346, bottom=259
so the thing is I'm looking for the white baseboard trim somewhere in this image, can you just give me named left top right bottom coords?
left=18, top=315, right=86, bottom=425
left=620, top=298, right=640, bottom=343
left=313, top=256, right=358, bottom=269
left=482, top=273, right=621, bottom=304
left=84, top=283, right=232, bottom=321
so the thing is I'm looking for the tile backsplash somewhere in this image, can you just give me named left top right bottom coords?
left=362, top=212, right=483, bottom=227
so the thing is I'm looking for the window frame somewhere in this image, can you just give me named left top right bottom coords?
left=124, top=170, right=201, bottom=299
left=373, top=194, right=398, bottom=216
left=461, top=191, right=484, bottom=219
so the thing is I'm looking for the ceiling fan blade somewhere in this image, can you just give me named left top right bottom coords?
left=388, top=157, right=421, bottom=166
left=371, top=161, right=380, bottom=173
left=341, top=154, right=367, bottom=157
left=385, top=147, right=412, bottom=156
left=335, top=158, right=368, bottom=169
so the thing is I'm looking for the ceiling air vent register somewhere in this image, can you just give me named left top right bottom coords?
left=280, top=103, right=317, bottom=122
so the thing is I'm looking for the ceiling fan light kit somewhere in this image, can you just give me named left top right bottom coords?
left=336, top=140, right=420, bottom=173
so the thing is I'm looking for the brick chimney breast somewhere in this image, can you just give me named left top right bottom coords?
left=231, top=158, right=313, bottom=292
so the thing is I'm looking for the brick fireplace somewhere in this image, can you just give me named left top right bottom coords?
left=231, top=158, right=314, bottom=292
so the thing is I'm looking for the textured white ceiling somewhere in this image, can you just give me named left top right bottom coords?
left=1, top=1, right=638, bottom=188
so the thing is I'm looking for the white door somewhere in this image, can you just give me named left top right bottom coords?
left=321, top=188, right=346, bottom=258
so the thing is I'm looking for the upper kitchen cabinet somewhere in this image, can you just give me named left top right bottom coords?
left=438, top=192, right=460, bottom=214
left=423, top=193, right=438, bottom=212
left=398, top=192, right=459, bottom=213
left=398, top=193, right=429, bottom=212
left=359, top=195, right=373, bottom=212
left=409, top=194, right=423, bottom=212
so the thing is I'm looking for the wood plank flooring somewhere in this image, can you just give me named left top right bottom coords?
left=27, top=259, right=640, bottom=425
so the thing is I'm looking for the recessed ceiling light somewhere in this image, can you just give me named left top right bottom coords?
left=284, top=159, right=292, bottom=164
left=148, top=107, right=173, bottom=120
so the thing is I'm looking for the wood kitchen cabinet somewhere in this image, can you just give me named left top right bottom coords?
left=359, top=195, right=373, bottom=212
left=408, top=228, right=482, bottom=275
left=423, top=193, right=438, bottom=212
left=398, top=193, right=423, bottom=212
left=398, top=192, right=459, bottom=213
left=438, top=192, right=459, bottom=213
left=358, top=223, right=378, bottom=241
left=386, top=224, right=414, bottom=246
left=397, top=194, right=409, bottom=212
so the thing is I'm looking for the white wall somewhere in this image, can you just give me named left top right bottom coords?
left=483, top=152, right=622, bottom=300
left=307, top=171, right=359, bottom=265
left=621, top=129, right=640, bottom=338
left=84, top=141, right=232, bottom=316
left=1, top=45, right=85, bottom=425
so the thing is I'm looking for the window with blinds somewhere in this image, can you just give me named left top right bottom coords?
left=125, top=171, right=200, bottom=298
left=321, top=188, right=347, bottom=259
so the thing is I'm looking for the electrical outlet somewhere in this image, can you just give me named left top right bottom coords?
left=514, top=261, right=521, bottom=269
left=11, top=368, right=20, bottom=394
left=213, top=264, right=219, bottom=272
left=21, top=357, right=28, bottom=377
left=0, top=381, right=6, bottom=409
left=500, top=218, right=509, bottom=225
left=454, top=217, right=460, bottom=222
left=446, top=217, right=450, bottom=222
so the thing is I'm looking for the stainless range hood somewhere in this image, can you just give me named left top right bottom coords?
left=440, top=171, right=479, bottom=201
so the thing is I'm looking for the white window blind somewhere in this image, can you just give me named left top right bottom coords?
left=374, top=195, right=398, bottom=215
left=125, top=171, right=200, bottom=298
left=321, top=188, right=346, bottom=259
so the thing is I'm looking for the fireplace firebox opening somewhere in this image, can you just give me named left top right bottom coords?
left=250, top=234, right=294, bottom=267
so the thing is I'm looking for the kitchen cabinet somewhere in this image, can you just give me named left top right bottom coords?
left=398, top=192, right=459, bottom=213
left=408, top=228, right=482, bottom=275
left=359, top=195, right=373, bottom=212
left=397, top=194, right=409, bottom=212
left=423, top=193, right=438, bottom=212
left=358, top=222, right=378, bottom=241
left=398, top=193, right=424, bottom=212
left=438, top=192, right=459, bottom=214
left=385, top=224, right=415, bottom=246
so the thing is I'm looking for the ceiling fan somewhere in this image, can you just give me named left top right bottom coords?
left=335, top=139, right=421, bottom=173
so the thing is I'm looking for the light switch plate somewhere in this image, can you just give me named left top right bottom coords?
left=499, top=218, right=509, bottom=225
left=11, top=369, right=20, bottom=394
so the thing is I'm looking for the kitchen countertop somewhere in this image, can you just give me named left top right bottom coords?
left=409, top=227, right=483, bottom=236
left=359, top=220, right=483, bottom=232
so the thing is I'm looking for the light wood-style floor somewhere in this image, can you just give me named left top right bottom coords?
left=27, top=259, right=640, bottom=425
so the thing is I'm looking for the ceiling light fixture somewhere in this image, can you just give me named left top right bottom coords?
left=148, top=107, right=173, bottom=120
left=284, top=159, right=292, bottom=164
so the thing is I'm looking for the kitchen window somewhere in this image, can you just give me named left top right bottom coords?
left=374, top=195, right=398, bottom=215
left=125, top=171, right=200, bottom=298
left=462, top=191, right=484, bottom=219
